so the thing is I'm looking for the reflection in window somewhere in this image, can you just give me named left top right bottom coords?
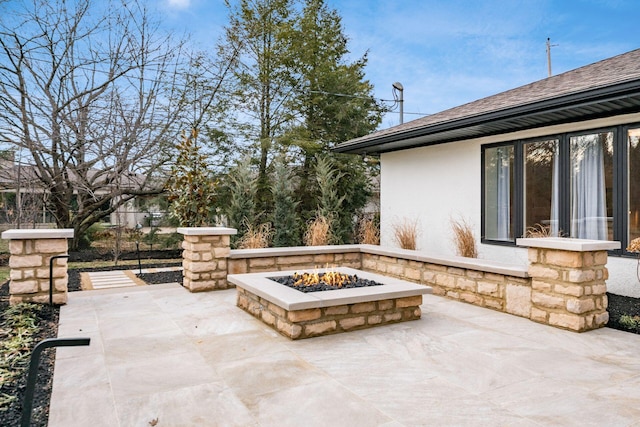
left=629, top=128, right=640, bottom=244
left=524, top=139, right=560, bottom=236
left=484, top=146, right=513, bottom=241
left=570, top=132, right=614, bottom=240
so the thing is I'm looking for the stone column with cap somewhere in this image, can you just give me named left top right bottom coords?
left=2, top=229, right=74, bottom=305
left=177, top=227, right=237, bottom=292
left=517, top=237, right=620, bottom=332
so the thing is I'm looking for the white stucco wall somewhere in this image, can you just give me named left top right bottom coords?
left=379, top=112, right=640, bottom=298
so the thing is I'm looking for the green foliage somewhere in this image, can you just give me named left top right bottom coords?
left=619, top=314, right=640, bottom=331
left=271, top=156, right=300, bottom=247
left=0, top=303, right=42, bottom=412
left=142, top=227, right=160, bottom=250
left=166, top=130, right=217, bottom=227
left=314, top=154, right=344, bottom=243
left=161, top=232, right=183, bottom=249
left=226, top=157, right=258, bottom=246
left=225, top=0, right=295, bottom=214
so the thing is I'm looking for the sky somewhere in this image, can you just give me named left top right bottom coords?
left=158, top=0, right=640, bottom=129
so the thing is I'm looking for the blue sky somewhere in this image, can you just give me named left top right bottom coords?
left=159, top=0, right=640, bottom=128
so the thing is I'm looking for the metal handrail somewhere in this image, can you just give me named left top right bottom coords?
left=21, top=337, right=91, bottom=427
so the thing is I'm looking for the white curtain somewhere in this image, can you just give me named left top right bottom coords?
left=496, top=147, right=511, bottom=240
left=571, top=134, right=607, bottom=240
left=550, top=143, right=560, bottom=236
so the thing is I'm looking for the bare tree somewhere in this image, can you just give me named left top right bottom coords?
left=0, top=0, right=189, bottom=249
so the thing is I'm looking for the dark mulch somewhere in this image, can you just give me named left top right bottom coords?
left=68, top=248, right=181, bottom=263
left=606, top=292, right=640, bottom=334
left=0, top=281, right=59, bottom=427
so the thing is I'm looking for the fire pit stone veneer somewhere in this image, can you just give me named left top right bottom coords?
left=229, top=267, right=432, bottom=339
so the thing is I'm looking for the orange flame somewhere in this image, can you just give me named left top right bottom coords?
left=292, top=267, right=350, bottom=288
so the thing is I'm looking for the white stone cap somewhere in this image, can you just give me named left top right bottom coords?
left=516, top=237, right=621, bottom=252
left=177, top=227, right=237, bottom=236
left=229, top=267, right=432, bottom=310
left=1, top=228, right=74, bottom=240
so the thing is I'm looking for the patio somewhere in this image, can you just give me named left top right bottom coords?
left=49, top=283, right=640, bottom=426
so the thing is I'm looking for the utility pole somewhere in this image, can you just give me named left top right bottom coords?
left=392, top=82, right=404, bottom=125
left=546, top=37, right=558, bottom=77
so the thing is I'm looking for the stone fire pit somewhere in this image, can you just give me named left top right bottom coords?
left=228, top=267, right=432, bottom=340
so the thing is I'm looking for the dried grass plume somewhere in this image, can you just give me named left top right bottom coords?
left=627, top=237, right=640, bottom=253
left=237, top=223, right=273, bottom=249
left=357, top=216, right=380, bottom=245
left=450, top=216, right=477, bottom=258
left=392, top=218, right=419, bottom=250
left=304, top=215, right=331, bottom=246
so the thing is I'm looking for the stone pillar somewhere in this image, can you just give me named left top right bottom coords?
left=177, top=227, right=237, bottom=292
left=517, top=237, right=620, bottom=332
left=1, top=229, right=74, bottom=305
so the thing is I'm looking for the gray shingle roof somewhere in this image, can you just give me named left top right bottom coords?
left=336, top=48, right=640, bottom=154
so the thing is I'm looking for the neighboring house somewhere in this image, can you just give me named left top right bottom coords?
left=0, top=153, right=162, bottom=229
left=336, top=48, right=640, bottom=298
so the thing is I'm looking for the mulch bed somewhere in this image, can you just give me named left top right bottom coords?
left=0, top=282, right=59, bottom=427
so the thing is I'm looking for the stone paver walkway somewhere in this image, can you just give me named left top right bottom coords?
left=49, top=284, right=640, bottom=426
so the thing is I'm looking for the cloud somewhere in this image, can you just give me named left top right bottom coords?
left=165, top=0, right=191, bottom=10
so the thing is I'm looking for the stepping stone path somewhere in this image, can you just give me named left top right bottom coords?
left=83, top=267, right=183, bottom=290
left=85, top=271, right=139, bottom=290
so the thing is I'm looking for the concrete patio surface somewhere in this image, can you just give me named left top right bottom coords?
left=49, top=283, right=640, bottom=426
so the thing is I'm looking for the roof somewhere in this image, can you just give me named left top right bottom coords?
left=335, top=48, right=640, bottom=154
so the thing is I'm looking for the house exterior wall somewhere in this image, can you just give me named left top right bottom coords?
left=380, top=112, right=640, bottom=298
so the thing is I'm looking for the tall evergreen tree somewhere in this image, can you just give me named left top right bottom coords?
left=286, top=0, right=383, bottom=236
left=224, top=0, right=294, bottom=215
left=271, top=155, right=300, bottom=246
left=226, top=157, right=258, bottom=247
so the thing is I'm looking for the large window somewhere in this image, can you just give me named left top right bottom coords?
left=482, top=125, right=634, bottom=255
left=629, top=128, right=640, bottom=243
left=484, top=145, right=513, bottom=241
left=524, top=138, right=559, bottom=236
left=569, top=132, right=614, bottom=240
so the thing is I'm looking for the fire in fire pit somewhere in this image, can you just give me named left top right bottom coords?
left=272, top=269, right=383, bottom=293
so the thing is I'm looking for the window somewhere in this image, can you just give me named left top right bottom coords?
left=482, top=125, right=633, bottom=255
left=484, top=145, right=513, bottom=241
left=628, top=128, right=640, bottom=243
left=569, top=132, right=614, bottom=240
left=524, top=138, right=560, bottom=236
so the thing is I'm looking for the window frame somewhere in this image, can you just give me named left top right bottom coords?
left=481, top=125, right=632, bottom=256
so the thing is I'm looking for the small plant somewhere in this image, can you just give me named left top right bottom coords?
left=525, top=223, right=565, bottom=238
left=525, top=223, right=552, bottom=238
left=304, top=215, right=331, bottom=246
left=619, top=314, right=640, bottom=331
left=357, top=214, right=380, bottom=245
left=450, top=216, right=477, bottom=258
left=237, top=223, right=273, bottom=249
left=627, top=237, right=640, bottom=253
left=392, top=218, right=419, bottom=250
left=626, top=237, right=640, bottom=283
left=0, top=303, right=42, bottom=412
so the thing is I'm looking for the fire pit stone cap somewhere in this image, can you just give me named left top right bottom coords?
left=229, top=267, right=431, bottom=311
